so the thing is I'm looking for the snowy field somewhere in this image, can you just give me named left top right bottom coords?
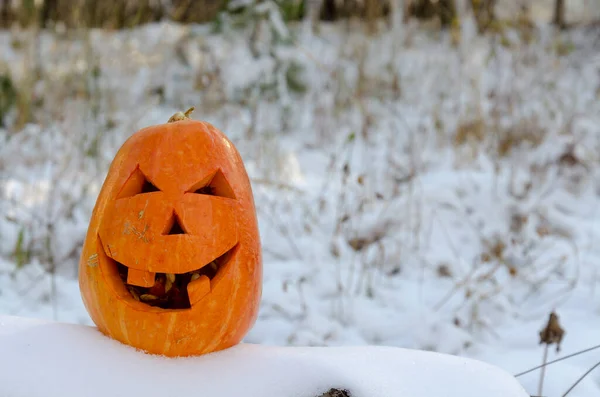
left=1, top=10, right=600, bottom=396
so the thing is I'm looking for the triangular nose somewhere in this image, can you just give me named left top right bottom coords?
left=164, top=211, right=186, bottom=235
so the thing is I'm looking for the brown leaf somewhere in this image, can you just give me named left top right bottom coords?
left=343, top=163, right=350, bottom=175
left=437, top=264, right=452, bottom=278
left=539, top=311, right=565, bottom=352
left=330, top=242, right=340, bottom=258
left=348, top=237, right=368, bottom=251
left=348, top=228, right=386, bottom=252
left=536, top=225, right=550, bottom=237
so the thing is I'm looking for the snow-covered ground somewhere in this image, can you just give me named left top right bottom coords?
left=1, top=11, right=600, bottom=396
left=0, top=315, right=529, bottom=397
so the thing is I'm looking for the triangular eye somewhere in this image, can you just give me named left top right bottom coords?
left=163, top=211, right=187, bottom=235
left=193, top=186, right=214, bottom=195
left=117, top=166, right=161, bottom=199
left=141, top=179, right=160, bottom=194
left=187, top=169, right=236, bottom=199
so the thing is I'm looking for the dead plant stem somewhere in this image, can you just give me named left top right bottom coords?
left=515, top=343, right=600, bottom=377
left=538, top=343, right=549, bottom=397
left=561, top=361, right=600, bottom=396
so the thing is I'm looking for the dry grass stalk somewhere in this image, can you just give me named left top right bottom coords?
left=537, top=311, right=565, bottom=396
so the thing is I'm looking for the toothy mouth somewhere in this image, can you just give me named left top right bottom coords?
left=101, top=241, right=236, bottom=309
left=117, top=263, right=216, bottom=310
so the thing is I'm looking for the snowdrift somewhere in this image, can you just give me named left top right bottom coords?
left=0, top=315, right=528, bottom=397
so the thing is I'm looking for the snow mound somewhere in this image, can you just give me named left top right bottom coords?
left=0, top=315, right=527, bottom=397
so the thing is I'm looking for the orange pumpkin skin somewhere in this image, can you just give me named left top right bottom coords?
left=78, top=118, right=262, bottom=357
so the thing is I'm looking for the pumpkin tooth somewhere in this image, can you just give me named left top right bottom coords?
left=190, top=272, right=200, bottom=281
left=127, top=269, right=156, bottom=287
left=187, top=275, right=210, bottom=305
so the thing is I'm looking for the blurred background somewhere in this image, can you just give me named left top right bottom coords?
left=1, top=0, right=600, bottom=395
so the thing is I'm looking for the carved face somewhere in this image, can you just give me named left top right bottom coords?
left=79, top=118, right=262, bottom=357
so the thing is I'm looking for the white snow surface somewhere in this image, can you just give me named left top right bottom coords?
left=0, top=315, right=528, bottom=397
left=1, top=11, right=600, bottom=397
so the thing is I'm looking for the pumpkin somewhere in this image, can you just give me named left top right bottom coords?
left=78, top=108, right=262, bottom=357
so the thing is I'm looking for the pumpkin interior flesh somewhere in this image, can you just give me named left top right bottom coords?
left=115, top=254, right=223, bottom=309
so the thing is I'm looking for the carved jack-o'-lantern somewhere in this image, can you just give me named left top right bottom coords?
left=78, top=109, right=262, bottom=357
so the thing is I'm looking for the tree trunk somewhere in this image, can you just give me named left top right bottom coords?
left=304, top=0, right=323, bottom=33
left=470, top=0, right=496, bottom=33
left=407, top=0, right=456, bottom=27
left=553, top=0, right=565, bottom=28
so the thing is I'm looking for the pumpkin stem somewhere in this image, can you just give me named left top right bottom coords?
left=168, top=107, right=195, bottom=123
